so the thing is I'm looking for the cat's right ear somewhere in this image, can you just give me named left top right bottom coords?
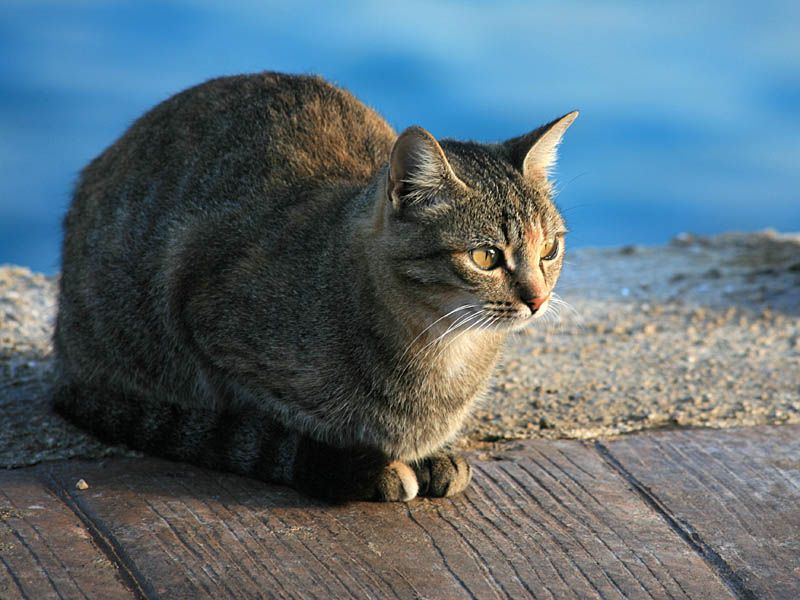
left=388, top=126, right=463, bottom=213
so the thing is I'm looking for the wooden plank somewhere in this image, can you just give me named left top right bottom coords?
left=45, top=443, right=733, bottom=599
left=602, top=425, right=800, bottom=600
left=0, top=469, right=135, bottom=599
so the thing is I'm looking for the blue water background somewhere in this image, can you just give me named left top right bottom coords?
left=1, top=1, right=799, bottom=273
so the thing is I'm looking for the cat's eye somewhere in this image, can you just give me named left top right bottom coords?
left=540, top=238, right=559, bottom=261
left=470, top=247, right=502, bottom=270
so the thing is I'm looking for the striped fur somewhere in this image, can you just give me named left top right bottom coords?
left=54, top=72, right=575, bottom=501
left=54, top=383, right=418, bottom=502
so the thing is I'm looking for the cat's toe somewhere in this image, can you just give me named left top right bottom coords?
left=413, top=452, right=472, bottom=497
left=375, top=460, right=419, bottom=502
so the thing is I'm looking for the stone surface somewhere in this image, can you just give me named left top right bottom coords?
left=472, top=230, right=800, bottom=444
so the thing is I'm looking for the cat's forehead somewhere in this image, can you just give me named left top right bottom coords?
left=440, top=141, right=517, bottom=185
left=439, top=140, right=560, bottom=236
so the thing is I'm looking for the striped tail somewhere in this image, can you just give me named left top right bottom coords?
left=52, top=383, right=394, bottom=501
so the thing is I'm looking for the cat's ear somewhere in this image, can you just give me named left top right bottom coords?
left=388, top=126, right=463, bottom=212
left=505, top=111, right=578, bottom=180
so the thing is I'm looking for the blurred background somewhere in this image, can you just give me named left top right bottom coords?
left=1, top=1, right=798, bottom=273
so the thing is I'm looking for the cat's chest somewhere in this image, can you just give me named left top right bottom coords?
left=435, top=332, right=497, bottom=380
left=379, top=334, right=503, bottom=460
left=402, top=331, right=503, bottom=403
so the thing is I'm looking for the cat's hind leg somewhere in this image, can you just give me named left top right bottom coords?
left=54, top=382, right=422, bottom=502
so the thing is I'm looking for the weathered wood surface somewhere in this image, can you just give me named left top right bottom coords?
left=602, top=426, right=800, bottom=600
left=1, top=426, right=798, bottom=599
left=0, top=469, right=133, bottom=599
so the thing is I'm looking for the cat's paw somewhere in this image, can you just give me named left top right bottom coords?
left=412, top=452, right=472, bottom=497
left=375, top=460, right=419, bottom=502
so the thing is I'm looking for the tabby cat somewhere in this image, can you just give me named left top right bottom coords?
left=54, top=72, right=576, bottom=501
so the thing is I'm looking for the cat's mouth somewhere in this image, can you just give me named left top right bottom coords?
left=481, top=296, right=551, bottom=328
left=477, top=305, right=549, bottom=332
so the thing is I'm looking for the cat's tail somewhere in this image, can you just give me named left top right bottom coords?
left=52, top=383, right=402, bottom=500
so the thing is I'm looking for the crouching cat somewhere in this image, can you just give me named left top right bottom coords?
left=54, top=72, right=577, bottom=502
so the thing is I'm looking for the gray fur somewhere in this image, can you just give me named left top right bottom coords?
left=54, top=72, right=575, bottom=500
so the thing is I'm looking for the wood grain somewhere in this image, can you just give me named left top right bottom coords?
left=0, top=469, right=135, bottom=599
left=37, top=442, right=732, bottom=599
left=8, top=427, right=795, bottom=599
left=602, top=425, right=800, bottom=600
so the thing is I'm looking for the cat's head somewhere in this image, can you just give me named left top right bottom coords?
left=376, top=112, right=577, bottom=333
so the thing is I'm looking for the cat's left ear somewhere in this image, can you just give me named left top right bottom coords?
left=388, top=126, right=465, bottom=213
left=505, top=111, right=578, bottom=180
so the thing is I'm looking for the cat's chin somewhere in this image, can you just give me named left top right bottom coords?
left=505, top=308, right=550, bottom=332
left=485, top=315, right=534, bottom=333
left=508, top=319, right=534, bottom=332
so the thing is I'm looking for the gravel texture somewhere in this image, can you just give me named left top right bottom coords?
left=469, top=230, right=800, bottom=447
left=0, top=267, right=133, bottom=467
left=2, top=231, right=799, bottom=468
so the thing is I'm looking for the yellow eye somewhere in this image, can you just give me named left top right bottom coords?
left=540, top=238, right=559, bottom=261
left=470, top=247, right=501, bottom=270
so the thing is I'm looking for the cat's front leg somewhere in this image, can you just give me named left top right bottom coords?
left=291, top=437, right=419, bottom=502
left=410, top=451, right=472, bottom=498
left=291, top=438, right=471, bottom=501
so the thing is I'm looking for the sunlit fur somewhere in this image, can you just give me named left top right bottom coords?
left=54, top=72, right=576, bottom=499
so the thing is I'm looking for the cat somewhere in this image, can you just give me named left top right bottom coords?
left=54, top=72, right=576, bottom=502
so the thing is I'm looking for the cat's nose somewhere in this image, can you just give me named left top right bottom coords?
left=522, top=294, right=549, bottom=314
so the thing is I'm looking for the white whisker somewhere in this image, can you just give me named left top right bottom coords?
left=396, top=303, right=476, bottom=362
left=551, top=292, right=583, bottom=329
left=428, top=312, right=491, bottom=365
left=480, top=315, right=498, bottom=333
left=395, top=310, right=484, bottom=380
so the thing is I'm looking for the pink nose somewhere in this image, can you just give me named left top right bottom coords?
left=523, top=295, right=549, bottom=314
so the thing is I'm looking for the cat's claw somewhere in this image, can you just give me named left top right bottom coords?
left=412, top=452, right=472, bottom=498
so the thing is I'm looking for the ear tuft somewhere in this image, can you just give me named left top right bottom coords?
left=388, top=126, right=460, bottom=211
left=506, top=111, right=578, bottom=180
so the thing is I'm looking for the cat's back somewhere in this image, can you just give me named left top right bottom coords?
left=82, top=72, right=396, bottom=195
left=207, top=72, right=397, bottom=184
left=57, top=73, right=396, bottom=397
